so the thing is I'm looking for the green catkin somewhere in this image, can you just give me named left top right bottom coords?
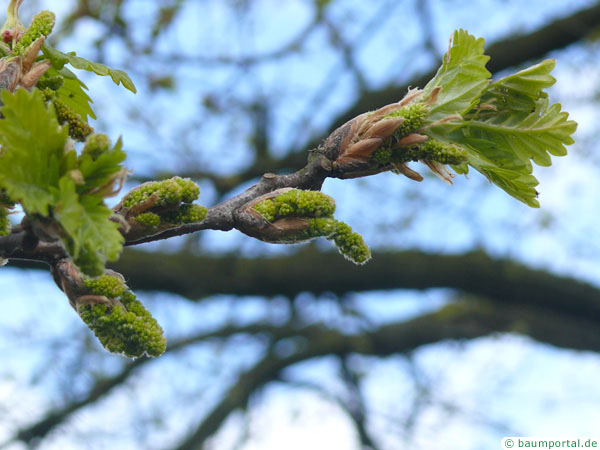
left=386, top=103, right=429, bottom=137
left=402, top=139, right=467, bottom=165
left=253, top=190, right=336, bottom=222
left=308, top=218, right=371, bottom=264
left=252, top=190, right=370, bottom=265
left=84, top=274, right=126, bottom=299
left=81, top=274, right=166, bottom=358
left=122, top=177, right=200, bottom=209
left=52, top=97, right=94, bottom=141
left=159, top=204, right=207, bottom=225
left=135, top=212, right=161, bottom=228
left=173, top=177, right=200, bottom=203
left=13, top=10, right=55, bottom=55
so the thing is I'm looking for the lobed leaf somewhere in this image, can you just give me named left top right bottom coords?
left=78, top=137, right=126, bottom=193
left=0, top=90, right=125, bottom=274
left=54, top=177, right=124, bottom=274
left=479, top=59, right=557, bottom=113
left=423, top=29, right=491, bottom=121
left=0, top=89, right=69, bottom=215
left=420, top=31, right=577, bottom=207
left=42, top=44, right=137, bottom=94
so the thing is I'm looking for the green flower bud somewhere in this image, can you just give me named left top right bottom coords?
left=82, top=134, right=112, bottom=161
left=326, top=220, right=371, bottom=265
left=371, top=146, right=392, bottom=165
left=159, top=203, right=207, bottom=225
left=247, top=189, right=370, bottom=265
left=173, top=177, right=200, bottom=203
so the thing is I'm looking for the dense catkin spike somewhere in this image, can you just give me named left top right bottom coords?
left=159, top=204, right=207, bottom=224
left=84, top=274, right=126, bottom=299
left=395, top=139, right=468, bottom=165
left=328, top=221, right=371, bottom=264
left=371, top=146, right=392, bottom=165
left=386, top=103, right=429, bottom=138
left=80, top=275, right=167, bottom=358
left=173, top=177, right=200, bottom=203
left=248, top=189, right=370, bottom=265
left=135, top=212, right=161, bottom=228
left=52, top=98, right=94, bottom=141
left=307, top=218, right=371, bottom=264
left=253, top=189, right=336, bottom=222
left=122, top=177, right=200, bottom=209
left=40, top=87, right=54, bottom=101
left=13, top=10, right=55, bottom=56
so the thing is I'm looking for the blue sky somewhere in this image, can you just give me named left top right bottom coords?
left=2, top=0, right=600, bottom=449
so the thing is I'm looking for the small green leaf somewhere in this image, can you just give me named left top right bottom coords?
left=464, top=98, right=575, bottom=167
left=42, top=45, right=136, bottom=93
left=489, top=59, right=556, bottom=98
left=41, top=44, right=69, bottom=69
left=0, top=89, right=69, bottom=215
left=423, top=29, right=491, bottom=121
left=78, top=137, right=126, bottom=193
left=54, top=177, right=124, bottom=275
left=479, top=59, right=557, bottom=113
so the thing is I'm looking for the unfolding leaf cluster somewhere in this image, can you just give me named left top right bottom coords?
left=0, top=89, right=125, bottom=275
left=422, top=30, right=577, bottom=206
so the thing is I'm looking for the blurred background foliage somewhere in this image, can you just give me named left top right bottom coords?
left=2, top=0, right=600, bottom=449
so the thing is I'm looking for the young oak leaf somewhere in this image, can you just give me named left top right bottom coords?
left=42, top=45, right=137, bottom=94
left=0, top=90, right=124, bottom=274
left=0, top=88, right=69, bottom=215
left=422, top=29, right=491, bottom=122
left=78, top=137, right=127, bottom=195
left=420, top=31, right=576, bottom=207
left=479, top=59, right=557, bottom=113
left=54, top=177, right=124, bottom=276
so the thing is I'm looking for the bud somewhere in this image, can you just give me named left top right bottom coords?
left=120, top=177, right=200, bottom=211
left=82, top=134, right=112, bottom=160
left=322, top=99, right=430, bottom=178
left=239, top=188, right=371, bottom=265
left=117, top=177, right=205, bottom=241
